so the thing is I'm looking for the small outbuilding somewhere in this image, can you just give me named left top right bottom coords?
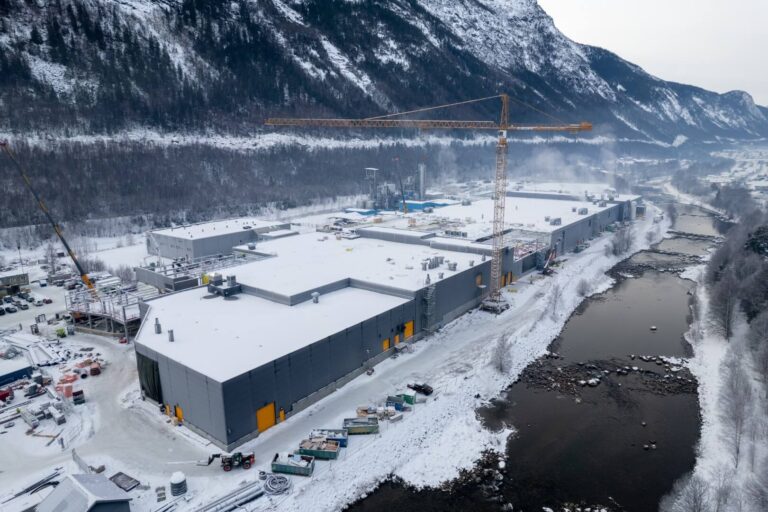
left=37, top=474, right=131, bottom=512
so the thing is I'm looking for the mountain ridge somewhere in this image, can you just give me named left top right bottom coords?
left=0, top=0, right=766, bottom=143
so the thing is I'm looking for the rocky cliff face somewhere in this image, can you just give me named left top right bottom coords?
left=0, top=0, right=766, bottom=143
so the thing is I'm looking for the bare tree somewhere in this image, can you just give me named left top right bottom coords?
left=491, top=335, right=511, bottom=373
left=719, top=355, right=753, bottom=467
left=709, top=268, right=739, bottom=340
left=660, top=472, right=712, bottom=512
left=748, top=311, right=768, bottom=381
left=44, top=242, right=57, bottom=272
left=746, top=465, right=768, bottom=511
left=550, top=283, right=563, bottom=320
left=712, top=466, right=733, bottom=512
left=112, top=264, right=135, bottom=283
left=576, top=279, right=590, bottom=297
left=609, top=225, right=634, bottom=256
left=666, top=202, right=679, bottom=225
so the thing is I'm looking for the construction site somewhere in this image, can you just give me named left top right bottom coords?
left=0, top=97, right=646, bottom=511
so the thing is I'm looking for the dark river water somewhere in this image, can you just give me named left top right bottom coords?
left=346, top=205, right=725, bottom=512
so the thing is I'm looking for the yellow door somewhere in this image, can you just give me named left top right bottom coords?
left=382, top=338, right=390, bottom=351
left=475, top=274, right=483, bottom=286
left=165, top=404, right=171, bottom=416
left=256, top=402, right=276, bottom=433
left=394, top=334, right=400, bottom=345
left=501, top=274, right=507, bottom=287
left=175, top=405, right=183, bottom=422
left=404, top=321, right=414, bottom=339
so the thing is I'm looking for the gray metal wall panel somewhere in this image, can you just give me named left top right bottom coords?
left=223, top=374, right=255, bottom=443
left=272, top=356, right=292, bottom=410
left=289, top=347, right=314, bottom=402
left=329, top=331, right=359, bottom=377
left=309, top=339, right=332, bottom=390
left=361, top=318, right=380, bottom=362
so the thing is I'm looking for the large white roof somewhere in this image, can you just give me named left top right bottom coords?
left=151, top=217, right=287, bottom=240
left=231, top=232, right=482, bottom=296
left=386, top=197, right=614, bottom=239
left=137, top=286, right=409, bottom=381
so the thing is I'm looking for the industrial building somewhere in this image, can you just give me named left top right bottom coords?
left=133, top=188, right=640, bottom=449
left=146, top=217, right=290, bottom=260
left=0, top=271, right=29, bottom=297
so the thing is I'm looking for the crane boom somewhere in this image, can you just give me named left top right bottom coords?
left=1, top=141, right=96, bottom=291
left=265, top=94, right=591, bottom=311
left=265, top=117, right=590, bottom=132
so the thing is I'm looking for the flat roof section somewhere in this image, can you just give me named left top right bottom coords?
left=151, top=218, right=288, bottom=241
left=387, top=197, right=616, bottom=240
left=136, top=286, right=409, bottom=381
left=232, top=232, right=482, bottom=297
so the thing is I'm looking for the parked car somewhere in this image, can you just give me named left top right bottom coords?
left=43, top=298, right=53, bottom=304
left=34, top=300, right=44, bottom=307
left=18, top=303, right=29, bottom=310
left=0, top=308, right=5, bottom=316
left=5, top=306, right=17, bottom=313
left=26, top=296, right=35, bottom=303
left=2, top=296, right=12, bottom=304
left=39, top=279, right=48, bottom=287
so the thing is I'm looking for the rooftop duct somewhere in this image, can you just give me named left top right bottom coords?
left=154, top=318, right=162, bottom=334
left=311, top=292, right=320, bottom=304
left=168, top=329, right=175, bottom=342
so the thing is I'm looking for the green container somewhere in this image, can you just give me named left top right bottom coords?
left=271, top=453, right=315, bottom=476
left=298, top=439, right=340, bottom=460
left=396, top=393, right=416, bottom=405
left=343, top=417, right=379, bottom=435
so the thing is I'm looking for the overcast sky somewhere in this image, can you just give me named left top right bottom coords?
left=537, top=0, right=768, bottom=106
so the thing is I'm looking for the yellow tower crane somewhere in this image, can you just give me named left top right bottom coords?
left=1, top=141, right=97, bottom=293
left=266, top=94, right=592, bottom=312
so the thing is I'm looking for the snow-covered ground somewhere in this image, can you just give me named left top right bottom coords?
left=1, top=205, right=666, bottom=511
left=677, top=264, right=768, bottom=510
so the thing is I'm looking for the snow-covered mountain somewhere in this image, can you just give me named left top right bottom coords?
left=1, top=0, right=766, bottom=143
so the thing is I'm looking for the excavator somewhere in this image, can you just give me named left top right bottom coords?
left=0, top=141, right=96, bottom=294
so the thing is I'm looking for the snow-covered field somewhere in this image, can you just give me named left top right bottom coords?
left=1, top=205, right=666, bottom=511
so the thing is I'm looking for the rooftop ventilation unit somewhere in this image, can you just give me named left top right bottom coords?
left=549, top=217, right=562, bottom=226
left=168, top=329, right=175, bottom=342
left=578, top=208, right=589, bottom=215
left=154, top=318, right=162, bottom=334
left=448, top=262, right=458, bottom=271
left=311, top=292, right=320, bottom=304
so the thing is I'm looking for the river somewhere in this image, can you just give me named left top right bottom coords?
left=346, top=204, right=728, bottom=512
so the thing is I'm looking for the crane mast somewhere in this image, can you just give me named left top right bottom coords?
left=266, top=94, right=591, bottom=312
left=1, top=141, right=96, bottom=292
